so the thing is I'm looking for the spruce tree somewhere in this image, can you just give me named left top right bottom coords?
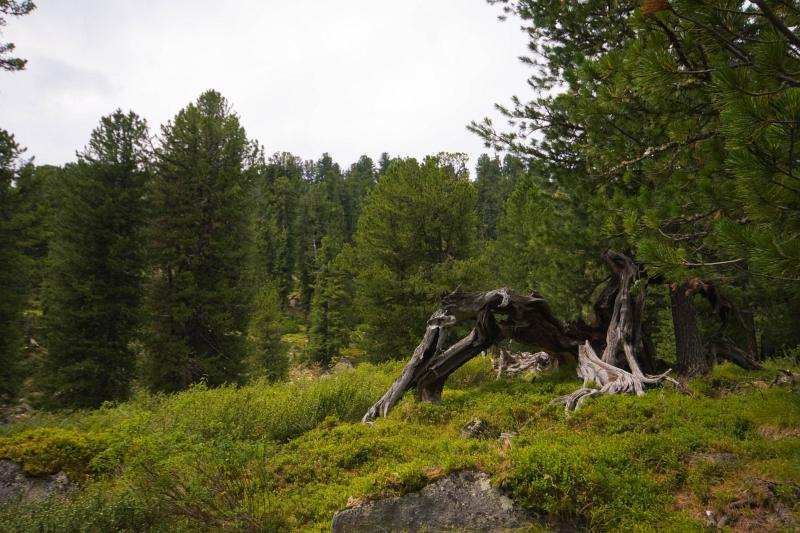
left=142, top=90, right=256, bottom=392
left=40, top=111, right=149, bottom=407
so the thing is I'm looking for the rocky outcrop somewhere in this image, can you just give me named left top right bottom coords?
left=0, top=460, right=70, bottom=505
left=331, top=470, right=534, bottom=532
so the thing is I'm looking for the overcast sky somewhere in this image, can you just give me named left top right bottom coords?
left=0, top=0, right=530, bottom=173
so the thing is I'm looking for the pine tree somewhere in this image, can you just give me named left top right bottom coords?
left=40, top=110, right=149, bottom=407
left=252, top=152, right=306, bottom=304
left=0, top=129, right=26, bottom=400
left=353, top=155, right=478, bottom=360
left=475, top=154, right=519, bottom=240
left=343, top=155, right=377, bottom=239
left=142, top=90, right=256, bottom=392
left=248, top=280, right=288, bottom=382
left=475, top=0, right=800, bottom=371
left=11, top=164, right=60, bottom=390
left=307, top=237, right=355, bottom=366
left=295, top=154, right=347, bottom=310
left=0, top=1, right=35, bottom=71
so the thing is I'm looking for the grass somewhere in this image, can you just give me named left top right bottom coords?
left=0, top=356, right=798, bottom=532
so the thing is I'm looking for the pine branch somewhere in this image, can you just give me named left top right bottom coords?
left=752, top=0, right=800, bottom=50
left=683, top=258, right=744, bottom=268
left=606, top=131, right=715, bottom=174
left=652, top=17, right=698, bottom=75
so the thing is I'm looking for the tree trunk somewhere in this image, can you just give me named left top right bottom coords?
left=670, top=282, right=709, bottom=377
left=741, top=309, right=759, bottom=361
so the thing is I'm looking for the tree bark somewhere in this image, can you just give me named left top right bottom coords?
left=670, top=282, right=709, bottom=377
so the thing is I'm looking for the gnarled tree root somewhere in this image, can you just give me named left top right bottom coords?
left=552, top=341, right=681, bottom=412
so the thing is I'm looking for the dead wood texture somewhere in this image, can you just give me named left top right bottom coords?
left=492, top=349, right=554, bottom=378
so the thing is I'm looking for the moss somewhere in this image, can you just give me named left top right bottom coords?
left=0, top=428, right=111, bottom=479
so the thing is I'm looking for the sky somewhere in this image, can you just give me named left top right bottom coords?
left=0, top=0, right=531, bottom=173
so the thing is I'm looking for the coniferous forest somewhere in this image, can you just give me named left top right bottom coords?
left=1, top=1, right=800, bottom=532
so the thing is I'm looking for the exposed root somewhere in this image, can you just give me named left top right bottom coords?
left=553, top=342, right=680, bottom=412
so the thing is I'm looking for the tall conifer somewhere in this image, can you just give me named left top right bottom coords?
left=142, top=90, right=255, bottom=392
left=41, top=111, right=149, bottom=407
left=0, top=129, right=26, bottom=400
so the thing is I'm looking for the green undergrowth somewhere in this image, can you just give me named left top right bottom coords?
left=0, top=357, right=798, bottom=532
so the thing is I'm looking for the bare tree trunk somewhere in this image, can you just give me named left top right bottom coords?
left=670, top=282, right=710, bottom=377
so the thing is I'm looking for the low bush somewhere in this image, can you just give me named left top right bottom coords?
left=0, top=428, right=111, bottom=478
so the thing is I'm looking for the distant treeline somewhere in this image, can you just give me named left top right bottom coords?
left=0, top=90, right=524, bottom=408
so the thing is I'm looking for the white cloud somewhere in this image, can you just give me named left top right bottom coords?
left=0, top=0, right=531, bottom=172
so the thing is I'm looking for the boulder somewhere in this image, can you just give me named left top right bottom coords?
left=459, top=418, right=494, bottom=439
left=0, top=460, right=70, bottom=506
left=331, top=470, right=534, bottom=532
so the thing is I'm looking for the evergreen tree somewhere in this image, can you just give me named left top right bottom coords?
left=247, top=280, right=288, bottom=382
left=353, top=155, right=478, bottom=360
left=40, top=111, right=149, bottom=407
left=252, top=152, right=306, bottom=304
left=143, top=90, right=256, bottom=392
left=0, top=129, right=26, bottom=400
left=307, top=237, right=355, bottom=366
left=12, top=164, right=60, bottom=388
left=377, top=152, right=392, bottom=175
left=295, top=154, right=347, bottom=310
left=475, top=0, right=800, bottom=372
left=475, top=154, right=517, bottom=240
left=343, top=155, right=377, bottom=239
left=15, top=165, right=59, bottom=303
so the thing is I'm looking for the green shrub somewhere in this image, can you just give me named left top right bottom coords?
left=0, top=484, right=156, bottom=533
left=128, top=438, right=285, bottom=532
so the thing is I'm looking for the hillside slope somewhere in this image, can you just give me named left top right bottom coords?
left=0, top=357, right=798, bottom=532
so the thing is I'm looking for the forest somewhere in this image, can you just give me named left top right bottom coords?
left=1, top=1, right=799, bottom=532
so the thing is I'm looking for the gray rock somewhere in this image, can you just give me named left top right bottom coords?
left=0, top=400, right=33, bottom=426
left=331, top=469, right=534, bottom=532
left=0, top=460, right=70, bottom=506
left=460, top=418, right=494, bottom=439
